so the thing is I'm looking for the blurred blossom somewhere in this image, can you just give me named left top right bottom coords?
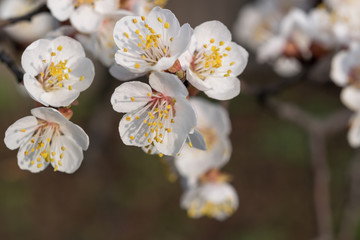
left=175, top=97, right=232, bottom=187
left=77, top=11, right=131, bottom=67
left=257, top=9, right=312, bottom=77
left=331, top=43, right=360, bottom=112
left=4, top=107, right=89, bottom=173
left=21, top=36, right=95, bottom=107
left=0, top=0, right=56, bottom=43
left=111, top=71, right=197, bottom=156
left=180, top=21, right=248, bottom=100
left=233, top=0, right=310, bottom=51
left=181, top=180, right=238, bottom=221
left=47, top=0, right=118, bottom=33
left=348, top=112, right=360, bottom=148
left=111, top=7, right=192, bottom=81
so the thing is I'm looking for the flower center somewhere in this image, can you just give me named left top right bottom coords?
left=190, top=38, right=234, bottom=80
left=122, top=16, right=173, bottom=69
left=20, top=120, right=65, bottom=171
left=36, top=45, right=84, bottom=92
left=126, top=92, right=176, bottom=147
left=198, top=127, right=217, bottom=150
left=74, top=0, right=97, bottom=7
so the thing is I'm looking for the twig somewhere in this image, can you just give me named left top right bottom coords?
left=338, top=149, right=360, bottom=240
left=0, top=4, right=48, bottom=28
left=265, top=99, right=351, bottom=240
left=0, top=50, right=24, bottom=83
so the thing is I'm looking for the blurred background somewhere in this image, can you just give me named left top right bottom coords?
left=0, top=0, right=357, bottom=239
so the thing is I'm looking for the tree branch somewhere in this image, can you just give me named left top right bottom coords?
left=0, top=4, right=48, bottom=28
left=338, top=149, right=360, bottom=240
left=0, top=50, right=24, bottom=83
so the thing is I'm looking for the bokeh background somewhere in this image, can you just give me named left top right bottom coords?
left=0, top=0, right=357, bottom=239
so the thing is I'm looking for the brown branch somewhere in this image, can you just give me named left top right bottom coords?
left=265, top=99, right=351, bottom=240
left=0, top=4, right=48, bottom=28
left=0, top=50, right=24, bottom=83
left=338, top=149, right=360, bottom=240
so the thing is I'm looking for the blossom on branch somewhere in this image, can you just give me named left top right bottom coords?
left=21, top=36, right=95, bottom=107
left=180, top=21, right=248, bottom=100
left=181, top=180, right=238, bottom=221
left=111, top=7, right=192, bottom=81
left=331, top=43, right=360, bottom=112
left=4, top=107, right=89, bottom=173
left=111, top=71, right=196, bottom=156
left=175, top=98, right=232, bottom=186
left=47, top=0, right=118, bottom=33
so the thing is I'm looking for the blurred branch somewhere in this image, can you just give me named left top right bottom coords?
left=338, top=149, right=360, bottom=240
left=265, top=99, right=351, bottom=240
left=0, top=50, right=24, bottom=83
left=0, top=4, right=48, bottom=28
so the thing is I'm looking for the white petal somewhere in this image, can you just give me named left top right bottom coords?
left=31, top=107, right=68, bottom=125
left=149, top=71, right=188, bottom=98
left=187, top=129, right=206, bottom=151
left=50, top=135, right=84, bottom=173
left=17, top=142, right=49, bottom=173
left=186, top=69, right=211, bottom=91
left=348, top=113, right=360, bottom=148
left=21, top=39, right=51, bottom=76
left=61, top=122, right=89, bottom=151
left=119, top=111, right=151, bottom=147
left=94, top=0, right=118, bottom=14
left=190, top=97, right=231, bottom=135
left=341, top=86, right=360, bottom=111
left=111, top=81, right=151, bottom=113
left=39, top=88, right=80, bottom=108
left=331, top=49, right=357, bottom=87
left=23, top=73, right=48, bottom=106
left=225, top=42, right=248, bottom=76
left=47, top=0, right=74, bottom=21
left=204, top=76, right=240, bottom=100
left=155, top=97, right=196, bottom=155
left=4, top=116, right=38, bottom=150
left=146, top=7, right=180, bottom=39
left=68, top=57, right=95, bottom=91
left=169, top=23, right=193, bottom=58
left=109, top=64, right=146, bottom=81
left=70, top=5, right=103, bottom=33
left=50, top=36, right=86, bottom=61
left=193, top=21, right=231, bottom=48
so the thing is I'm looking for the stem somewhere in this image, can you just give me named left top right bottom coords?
left=338, top=150, right=360, bottom=240
left=0, top=50, right=24, bottom=83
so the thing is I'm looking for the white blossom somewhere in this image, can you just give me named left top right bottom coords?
left=175, top=98, right=232, bottom=186
left=4, top=107, right=89, bottom=173
left=111, top=7, right=192, bottom=81
left=181, top=182, right=238, bottom=220
left=111, top=71, right=196, bottom=156
left=21, top=36, right=95, bottom=107
left=331, top=43, right=360, bottom=111
left=180, top=21, right=248, bottom=100
left=47, top=0, right=118, bottom=33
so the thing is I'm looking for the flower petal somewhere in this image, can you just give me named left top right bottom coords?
left=109, top=64, right=146, bottom=81
left=47, top=0, right=74, bottom=21
left=149, top=71, right=188, bottom=98
left=50, top=135, right=84, bottom=173
left=70, top=5, right=103, bottom=33
left=204, top=76, right=240, bottom=100
left=68, top=57, right=95, bottom=91
left=111, top=81, right=152, bottom=113
left=4, top=116, right=38, bottom=150
left=341, top=86, right=360, bottom=111
left=17, top=141, right=49, bottom=173
left=21, top=39, right=51, bottom=76
left=193, top=21, right=231, bottom=48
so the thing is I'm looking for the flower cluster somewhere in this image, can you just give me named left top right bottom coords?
left=3, top=0, right=248, bottom=221
left=4, top=36, right=95, bottom=173
left=110, top=7, right=248, bottom=219
left=234, top=0, right=360, bottom=148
